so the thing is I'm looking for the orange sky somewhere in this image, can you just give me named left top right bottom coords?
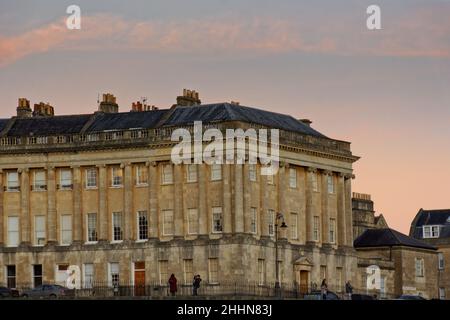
left=1, top=0, right=450, bottom=234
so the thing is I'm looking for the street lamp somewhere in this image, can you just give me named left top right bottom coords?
left=275, top=212, right=288, bottom=292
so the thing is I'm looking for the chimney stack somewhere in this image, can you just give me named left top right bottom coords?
left=130, top=100, right=158, bottom=112
left=98, top=93, right=119, bottom=113
left=176, top=89, right=201, bottom=107
left=16, top=98, right=32, bottom=118
left=33, top=102, right=54, bottom=117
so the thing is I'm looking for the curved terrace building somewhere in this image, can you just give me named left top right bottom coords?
left=0, top=91, right=359, bottom=294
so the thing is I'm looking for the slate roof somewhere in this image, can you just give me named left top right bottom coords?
left=85, top=109, right=167, bottom=132
left=164, top=103, right=326, bottom=137
left=0, top=119, right=8, bottom=133
left=354, top=228, right=436, bottom=250
left=5, top=115, right=92, bottom=136
left=0, top=103, right=327, bottom=138
left=410, top=209, right=450, bottom=240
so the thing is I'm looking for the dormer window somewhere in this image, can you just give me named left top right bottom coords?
left=423, top=225, right=440, bottom=238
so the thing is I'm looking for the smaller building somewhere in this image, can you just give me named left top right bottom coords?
left=354, top=228, right=438, bottom=299
left=410, top=209, right=450, bottom=300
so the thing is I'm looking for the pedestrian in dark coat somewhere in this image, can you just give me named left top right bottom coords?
left=192, top=274, right=202, bottom=296
left=169, top=274, right=178, bottom=296
left=321, top=279, right=328, bottom=300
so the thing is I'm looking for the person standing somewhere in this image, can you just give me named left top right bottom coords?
left=321, top=279, right=328, bottom=300
left=168, top=274, right=178, bottom=296
left=193, top=274, right=202, bottom=296
left=345, top=281, right=353, bottom=300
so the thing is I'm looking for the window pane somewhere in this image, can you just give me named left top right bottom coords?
left=35, top=216, right=46, bottom=245
left=61, top=215, right=72, bottom=244
left=113, top=212, right=123, bottom=241
left=8, top=217, right=19, bottom=246
left=138, top=211, right=148, bottom=240
left=212, top=207, right=223, bottom=233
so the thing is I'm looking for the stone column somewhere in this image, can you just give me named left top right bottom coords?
left=149, top=162, right=159, bottom=238
left=174, top=164, right=184, bottom=237
left=123, top=163, right=133, bottom=240
left=47, top=166, right=57, bottom=244
left=20, top=168, right=30, bottom=245
left=243, top=164, right=251, bottom=234
left=98, top=165, right=108, bottom=241
left=321, top=170, right=331, bottom=244
left=0, top=170, right=3, bottom=246
left=337, top=173, right=346, bottom=247
left=72, top=166, right=82, bottom=243
left=344, top=174, right=354, bottom=247
left=305, top=167, right=316, bottom=244
left=234, top=164, right=244, bottom=233
left=260, top=173, right=269, bottom=237
left=277, top=163, right=287, bottom=240
left=223, top=164, right=232, bottom=234
left=198, top=164, right=208, bottom=235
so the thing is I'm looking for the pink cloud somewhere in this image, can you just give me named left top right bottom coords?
left=1, top=8, right=450, bottom=68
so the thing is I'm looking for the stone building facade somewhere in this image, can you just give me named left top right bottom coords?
left=410, top=209, right=450, bottom=300
left=0, top=92, right=359, bottom=294
left=354, top=228, right=438, bottom=299
left=352, top=193, right=388, bottom=240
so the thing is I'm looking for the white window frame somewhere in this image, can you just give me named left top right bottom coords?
left=439, top=287, right=446, bottom=300
left=212, top=207, right=223, bottom=233
left=162, top=164, right=173, bottom=185
left=162, top=209, right=174, bottom=236
left=137, top=211, right=148, bottom=241
left=6, top=171, right=20, bottom=191
left=34, top=215, right=46, bottom=246
left=186, top=164, right=198, bottom=183
left=33, top=170, right=46, bottom=191
left=258, top=259, right=265, bottom=285
left=108, top=262, right=120, bottom=288
left=85, top=168, right=97, bottom=189
left=289, top=168, right=297, bottom=188
left=111, top=167, right=123, bottom=187
left=249, top=164, right=257, bottom=182
left=438, top=253, right=444, bottom=270
left=83, top=263, right=94, bottom=289
left=327, top=175, right=334, bottom=194
left=313, top=216, right=320, bottom=241
left=188, top=208, right=198, bottom=235
left=208, top=258, right=219, bottom=284
left=423, top=225, right=440, bottom=238
left=329, top=218, right=336, bottom=243
left=290, top=212, right=298, bottom=240
left=7, top=216, right=19, bottom=247
left=136, top=165, right=148, bottom=186
left=59, top=169, right=72, bottom=190
left=250, top=207, right=257, bottom=234
left=415, top=258, right=425, bottom=277
left=112, top=212, right=123, bottom=242
left=60, top=215, right=72, bottom=245
left=159, top=260, right=168, bottom=286
left=86, top=213, right=98, bottom=243
left=183, top=259, right=193, bottom=285
left=211, top=164, right=222, bottom=181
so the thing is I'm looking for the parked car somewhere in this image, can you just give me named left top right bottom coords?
left=0, top=286, right=20, bottom=298
left=21, top=284, right=74, bottom=299
left=397, top=295, right=426, bottom=300
left=303, top=290, right=340, bottom=300
left=351, top=294, right=376, bottom=300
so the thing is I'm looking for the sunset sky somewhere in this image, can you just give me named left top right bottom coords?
left=1, top=0, right=449, bottom=234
